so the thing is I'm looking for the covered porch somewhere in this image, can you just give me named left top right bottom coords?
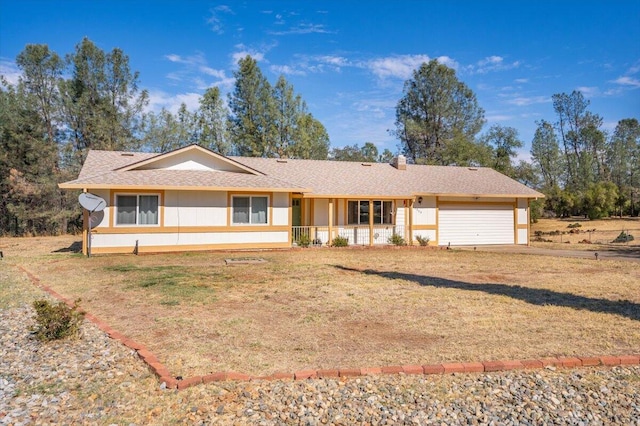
left=290, top=197, right=414, bottom=246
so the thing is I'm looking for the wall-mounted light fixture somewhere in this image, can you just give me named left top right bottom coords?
left=418, top=196, right=423, bottom=204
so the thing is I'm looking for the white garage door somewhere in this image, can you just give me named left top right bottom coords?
left=439, top=204, right=514, bottom=246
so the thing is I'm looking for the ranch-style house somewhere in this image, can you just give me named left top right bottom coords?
left=59, top=144, right=544, bottom=255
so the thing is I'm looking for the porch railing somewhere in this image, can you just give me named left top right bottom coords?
left=292, top=225, right=406, bottom=246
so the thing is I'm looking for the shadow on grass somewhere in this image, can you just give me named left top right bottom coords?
left=333, top=265, right=640, bottom=322
left=53, top=241, right=82, bottom=253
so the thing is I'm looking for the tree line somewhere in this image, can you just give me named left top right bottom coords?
left=1, top=39, right=638, bottom=236
left=393, top=60, right=639, bottom=221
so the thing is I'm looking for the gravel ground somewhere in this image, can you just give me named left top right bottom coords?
left=1, top=284, right=639, bottom=424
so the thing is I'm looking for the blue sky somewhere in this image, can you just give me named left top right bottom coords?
left=1, top=1, right=639, bottom=159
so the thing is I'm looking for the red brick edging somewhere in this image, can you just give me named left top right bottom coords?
left=18, top=266, right=640, bottom=390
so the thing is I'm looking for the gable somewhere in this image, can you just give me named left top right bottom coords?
left=137, top=150, right=250, bottom=172
left=118, top=145, right=262, bottom=175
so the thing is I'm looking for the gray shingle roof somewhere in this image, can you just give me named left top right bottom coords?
left=61, top=148, right=544, bottom=198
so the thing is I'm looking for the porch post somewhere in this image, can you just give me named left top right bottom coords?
left=408, top=198, right=414, bottom=246
left=82, top=188, right=88, bottom=256
left=328, top=198, right=334, bottom=244
left=369, top=199, right=374, bottom=246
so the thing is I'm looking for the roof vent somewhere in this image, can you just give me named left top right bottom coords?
left=121, top=153, right=134, bottom=157
left=392, top=155, right=407, bottom=170
left=276, top=159, right=288, bottom=163
left=361, top=163, right=372, bottom=166
left=468, top=167, right=478, bottom=171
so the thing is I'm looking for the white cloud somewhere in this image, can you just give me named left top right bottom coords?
left=625, top=59, right=640, bottom=75
left=436, top=56, right=459, bottom=70
left=146, top=90, right=202, bottom=114
left=0, top=59, right=21, bottom=85
left=367, top=54, right=430, bottom=80
left=506, top=96, right=550, bottom=106
left=199, top=66, right=226, bottom=79
left=515, top=78, right=529, bottom=83
left=231, top=50, right=265, bottom=65
left=576, top=86, right=599, bottom=97
left=486, top=114, right=513, bottom=122
left=471, top=55, right=521, bottom=74
left=207, top=5, right=234, bottom=34
left=268, top=23, right=333, bottom=36
left=317, top=55, right=348, bottom=67
left=269, top=64, right=306, bottom=76
left=612, top=76, right=640, bottom=88
left=163, top=52, right=231, bottom=89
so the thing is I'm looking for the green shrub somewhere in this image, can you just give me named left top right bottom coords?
left=296, top=233, right=311, bottom=248
left=567, top=223, right=582, bottom=229
left=415, top=235, right=430, bottom=246
left=331, top=235, right=349, bottom=247
left=612, top=231, right=634, bottom=243
left=32, top=299, right=84, bottom=341
left=388, top=233, right=406, bottom=246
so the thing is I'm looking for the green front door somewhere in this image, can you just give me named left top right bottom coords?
left=292, top=198, right=301, bottom=226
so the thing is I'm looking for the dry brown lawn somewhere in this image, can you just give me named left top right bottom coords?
left=531, top=217, right=640, bottom=248
left=2, top=234, right=639, bottom=378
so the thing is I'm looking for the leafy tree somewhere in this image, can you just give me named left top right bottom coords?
left=15, top=44, right=64, bottom=145
left=331, top=142, right=391, bottom=163
left=480, top=125, right=523, bottom=177
left=0, top=81, right=71, bottom=235
left=273, top=76, right=300, bottom=158
left=195, top=86, right=230, bottom=154
left=607, top=118, right=640, bottom=215
left=582, top=181, right=618, bottom=219
left=142, top=108, right=188, bottom=152
left=544, top=185, right=578, bottom=218
left=432, top=132, right=490, bottom=167
left=530, top=120, right=564, bottom=189
left=292, top=112, right=330, bottom=159
left=228, top=55, right=277, bottom=157
left=394, top=59, right=485, bottom=164
left=512, top=160, right=540, bottom=188
left=551, top=91, right=603, bottom=190
left=59, top=38, right=148, bottom=170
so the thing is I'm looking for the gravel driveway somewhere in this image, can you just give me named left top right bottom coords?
left=459, top=244, right=640, bottom=262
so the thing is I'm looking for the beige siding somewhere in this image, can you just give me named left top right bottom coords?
left=272, top=192, right=290, bottom=226
left=517, top=198, right=528, bottom=225
left=92, top=231, right=289, bottom=249
left=314, top=199, right=329, bottom=225
left=395, top=203, right=405, bottom=227
left=413, top=196, right=437, bottom=225
left=164, top=190, right=227, bottom=227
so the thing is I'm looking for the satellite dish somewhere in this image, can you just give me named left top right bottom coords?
left=79, top=193, right=106, bottom=212
left=89, top=210, right=105, bottom=229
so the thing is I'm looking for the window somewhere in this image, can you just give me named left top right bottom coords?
left=116, top=194, right=159, bottom=225
left=232, top=196, right=268, bottom=224
left=347, top=200, right=393, bottom=225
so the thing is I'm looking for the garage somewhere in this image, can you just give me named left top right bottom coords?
left=438, top=204, right=514, bottom=246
